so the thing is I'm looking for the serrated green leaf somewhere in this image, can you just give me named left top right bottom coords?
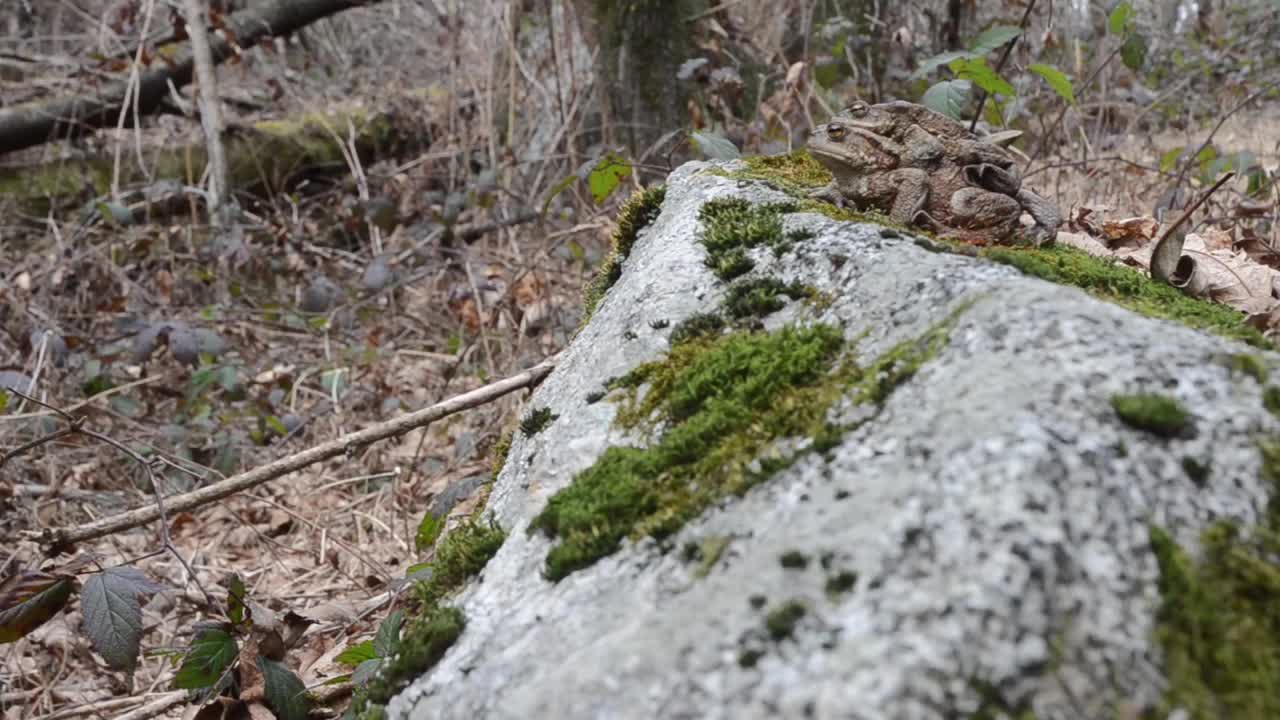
left=335, top=639, right=376, bottom=667
left=1029, top=63, right=1075, bottom=104
left=588, top=153, right=632, bottom=204
left=951, top=57, right=1015, bottom=98
left=0, top=572, right=74, bottom=643
left=1109, top=2, right=1133, bottom=35
left=373, top=610, right=403, bottom=658
left=258, top=657, right=310, bottom=720
left=969, top=25, right=1021, bottom=55
left=922, top=80, right=971, bottom=118
left=912, top=50, right=975, bottom=79
left=1160, top=147, right=1184, bottom=173
left=1121, top=33, right=1147, bottom=70
left=83, top=569, right=153, bottom=670
left=174, top=628, right=238, bottom=689
left=227, top=575, right=246, bottom=625
left=689, top=131, right=741, bottom=161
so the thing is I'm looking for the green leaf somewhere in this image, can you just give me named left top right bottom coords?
left=227, top=575, right=246, bottom=625
left=812, top=60, right=843, bottom=89
left=588, top=153, right=632, bottom=204
left=335, top=640, right=376, bottom=667
left=912, top=50, right=975, bottom=79
left=1159, top=147, right=1184, bottom=173
left=1029, top=63, right=1075, bottom=104
left=0, top=571, right=75, bottom=643
left=922, top=80, right=971, bottom=118
left=265, top=415, right=288, bottom=436
left=415, top=512, right=443, bottom=552
left=1109, top=2, right=1133, bottom=35
left=969, top=25, right=1021, bottom=55
left=373, top=609, right=403, bottom=658
left=82, top=568, right=163, bottom=670
left=351, top=657, right=382, bottom=686
left=258, top=657, right=310, bottom=720
left=689, top=131, right=741, bottom=161
left=1121, top=33, right=1147, bottom=70
left=951, top=57, right=1015, bottom=98
left=174, top=628, right=238, bottom=689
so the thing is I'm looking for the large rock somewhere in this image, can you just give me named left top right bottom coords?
left=387, top=161, right=1277, bottom=719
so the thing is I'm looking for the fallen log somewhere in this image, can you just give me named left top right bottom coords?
left=0, top=0, right=384, bottom=156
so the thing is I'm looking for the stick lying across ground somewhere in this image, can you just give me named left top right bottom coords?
left=38, top=356, right=558, bottom=551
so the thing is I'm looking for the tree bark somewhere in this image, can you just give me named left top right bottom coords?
left=575, top=0, right=704, bottom=161
left=0, top=0, right=383, bottom=156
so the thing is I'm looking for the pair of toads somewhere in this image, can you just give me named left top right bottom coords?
left=807, top=101, right=1059, bottom=245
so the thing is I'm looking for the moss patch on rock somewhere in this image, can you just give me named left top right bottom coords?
left=1150, top=520, right=1280, bottom=718
left=986, top=245, right=1270, bottom=348
left=530, top=310, right=960, bottom=581
left=581, top=185, right=667, bottom=323
left=698, top=197, right=807, bottom=281
left=350, top=519, right=506, bottom=717
left=1111, top=393, right=1190, bottom=438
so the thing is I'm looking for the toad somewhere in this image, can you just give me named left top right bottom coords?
left=808, top=103, right=1060, bottom=244
left=807, top=116, right=1023, bottom=243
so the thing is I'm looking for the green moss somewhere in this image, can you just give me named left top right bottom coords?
left=530, top=324, right=847, bottom=580
left=1111, top=393, right=1189, bottom=438
left=1265, top=386, right=1280, bottom=417
left=824, top=570, right=858, bottom=596
left=581, top=185, right=667, bottom=323
left=778, top=550, right=809, bottom=569
left=359, top=607, right=465, bottom=708
left=1181, top=456, right=1211, bottom=487
left=1150, top=522, right=1280, bottom=718
left=737, top=151, right=832, bottom=192
left=967, top=678, right=1038, bottom=720
left=764, top=600, right=807, bottom=640
left=986, top=245, right=1270, bottom=348
left=1228, top=354, right=1270, bottom=384
left=350, top=519, right=505, bottom=716
left=698, top=198, right=798, bottom=281
left=688, top=535, right=731, bottom=578
left=491, top=429, right=514, bottom=482
left=519, top=407, right=557, bottom=437
left=530, top=310, right=962, bottom=581
left=415, top=519, right=507, bottom=608
left=669, top=312, right=726, bottom=346
left=724, top=278, right=814, bottom=320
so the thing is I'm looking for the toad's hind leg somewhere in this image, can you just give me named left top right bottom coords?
left=886, top=168, right=930, bottom=226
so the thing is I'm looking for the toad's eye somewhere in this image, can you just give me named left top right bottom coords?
left=845, top=101, right=868, bottom=117
left=826, top=124, right=846, bottom=140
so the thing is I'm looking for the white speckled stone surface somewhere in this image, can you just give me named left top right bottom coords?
left=387, top=161, right=1276, bottom=720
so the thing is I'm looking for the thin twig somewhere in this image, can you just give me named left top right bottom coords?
left=969, top=0, right=1037, bottom=134
left=1025, top=44, right=1123, bottom=167
left=35, top=355, right=559, bottom=551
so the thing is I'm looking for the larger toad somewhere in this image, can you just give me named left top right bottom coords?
left=807, top=102, right=1060, bottom=244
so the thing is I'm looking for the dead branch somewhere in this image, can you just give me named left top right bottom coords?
left=0, top=0, right=385, bottom=156
left=35, top=355, right=558, bottom=552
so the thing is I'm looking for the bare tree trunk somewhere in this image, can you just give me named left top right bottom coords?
left=179, top=0, right=229, bottom=225
left=575, top=0, right=704, bottom=162
left=0, top=0, right=384, bottom=156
